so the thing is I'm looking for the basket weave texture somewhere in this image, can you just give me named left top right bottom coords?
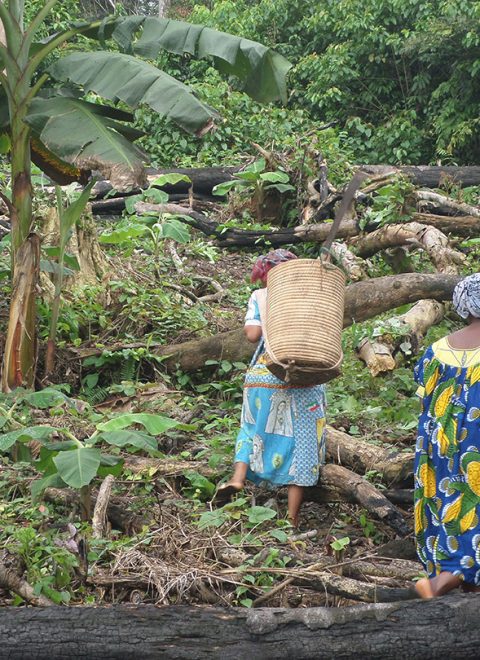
left=264, top=259, right=345, bottom=385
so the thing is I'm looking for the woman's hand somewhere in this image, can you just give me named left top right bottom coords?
left=245, top=325, right=262, bottom=343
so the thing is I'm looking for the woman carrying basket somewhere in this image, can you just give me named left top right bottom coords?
left=213, top=249, right=327, bottom=527
left=414, top=274, right=480, bottom=598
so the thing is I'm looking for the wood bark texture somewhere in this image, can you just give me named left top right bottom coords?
left=1, top=597, right=479, bottom=659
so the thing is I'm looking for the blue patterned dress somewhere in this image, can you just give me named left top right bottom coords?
left=234, top=290, right=326, bottom=487
left=414, top=337, right=480, bottom=585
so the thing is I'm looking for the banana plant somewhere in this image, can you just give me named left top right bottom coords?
left=44, top=182, right=95, bottom=379
left=0, top=1, right=292, bottom=392
left=0, top=398, right=180, bottom=521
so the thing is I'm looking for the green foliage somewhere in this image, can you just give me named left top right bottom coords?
left=330, top=536, right=350, bottom=553
left=359, top=177, right=414, bottom=230
left=3, top=525, right=78, bottom=604
left=213, top=158, right=294, bottom=197
left=0, top=388, right=178, bottom=499
left=190, top=0, right=480, bottom=164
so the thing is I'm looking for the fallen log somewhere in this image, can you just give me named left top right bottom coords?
left=325, top=427, right=413, bottom=486
left=354, top=221, right=462, bottom=375
left=308, top=464, right=410, bottom=537
left=126, top=429, right=414, bottom=488
left=330, top=241, right=367, bottom=281
left=360, top=164, right=480, bottom=188
left=299, top=571, right=414, bottom=603
left=145, top=273, right=460, bottom=371
left=92, top=166, right=239, bottom=200
left=357, top=298, right=445, bottom=376
left=352, top=222, right=464, bottom=273
left=415, top=190, right=480, bottom=217
left=412, top=212, right=480, bottom=237
left=1, top=596, right=479, bottom=659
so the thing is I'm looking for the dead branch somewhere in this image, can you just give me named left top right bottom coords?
left=0, top=560, right=54, bottom=606
left=92, top=475, right=115, bottom=539
left=330, top=241, right=367, bottom=281
left=44, top=488, right=146, bottom=534
left=414, top=190, right=480, bottom=217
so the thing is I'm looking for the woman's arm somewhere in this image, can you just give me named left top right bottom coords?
left=245, top=325, right=262, bottom=343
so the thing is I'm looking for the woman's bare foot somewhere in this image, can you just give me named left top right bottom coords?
left=415, top=572, right=462, bottom=599
left=211, top=481, right=244, bottom=507
left=415, top=578, right=434, bottom=599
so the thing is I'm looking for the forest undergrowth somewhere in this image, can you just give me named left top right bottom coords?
left=0, top=167, right=474, bottom=609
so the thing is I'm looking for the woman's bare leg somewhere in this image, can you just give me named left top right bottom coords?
left=288, top=485, right=304, bottom=527
left=415, top=571, right=462, bottom=599
left=230, top=461, right=248, bottom=489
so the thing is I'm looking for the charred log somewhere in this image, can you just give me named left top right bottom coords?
left=1, top=597, right=479, bottom=659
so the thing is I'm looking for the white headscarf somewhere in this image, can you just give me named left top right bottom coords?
left=453, top=274, right=480, bottom=319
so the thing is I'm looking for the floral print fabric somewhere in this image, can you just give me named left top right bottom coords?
left=234, top=290, right=326, bottom=487
left=415, top=337, right=480, bottom=584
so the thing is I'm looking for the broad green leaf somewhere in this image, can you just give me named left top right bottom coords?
left=49, top=52, right=218, bottom=135
left=0, top=133, right=11, bottom=154
left=150, top=173, right=192, bottom=187
left=77, top=16, right=292, bottom=103
left=125, top=195, right=144, bottom=215
left=25, top=97, right=147, bottom=190
left=265, top=183, right=295, bottom=193
left=43, top=248, right=80, bottom=272
left=143, top=188, right=169, bottom=205
left=42, top=440, right=79, bottom=451
left=99, top=454, right=124, bottom=467
left=58, top=181, right=95, bottom=250
left=0, top=426, right=57, bottom=452
left=53, top=447, right=101, bottom=488
left=22, top=388, right=71, bottom=409
left=97, top=430, right=158, bottom=452
left=97, top=413, right=178, bottom=434
left=198, top=509, right=229, bottom=529
left=244, top=158, right=267, bottom=174
left=247, top=505, right=277, bottom=524
left=269, top=529, right=289, bottom=542
left=259, top=171, right=290, bottom=183
left=99, top=224, right=147, bottom=244
left=40, top=260, right=75, bottom=277
left=97, top=457, right=125, bottom=478
left=31, top=473, right=67, bottom=500
left=212, top=180, right=243, bottom=196
left=161, top=218, right=191, bottom=243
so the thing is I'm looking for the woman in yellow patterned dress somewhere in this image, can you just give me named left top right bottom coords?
left=414, top=274, right=480, bottom=598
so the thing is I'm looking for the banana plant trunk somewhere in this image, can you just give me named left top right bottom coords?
left=0, top=2, right=37, bottom=391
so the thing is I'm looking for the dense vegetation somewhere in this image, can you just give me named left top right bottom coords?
left=0, top=0, right=479, bottom=615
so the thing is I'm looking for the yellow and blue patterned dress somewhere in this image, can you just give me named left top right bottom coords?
left=234, top=290, right=326, bottom=487
left=415, top=337, right=480, bottom=584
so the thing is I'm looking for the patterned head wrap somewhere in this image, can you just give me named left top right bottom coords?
left=453, top=274, right=480, bottom=319
left=251, top=249, right=297, bottom=284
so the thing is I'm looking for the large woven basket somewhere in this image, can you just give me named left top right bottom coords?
left=260, top=259, right=346, bottom=385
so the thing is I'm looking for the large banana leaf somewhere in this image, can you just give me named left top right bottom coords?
left=48, top=51, right=217, bottom=134
left=25, top=97, right=147, bottom=189
left=65, top=16, right=292, bottom=104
